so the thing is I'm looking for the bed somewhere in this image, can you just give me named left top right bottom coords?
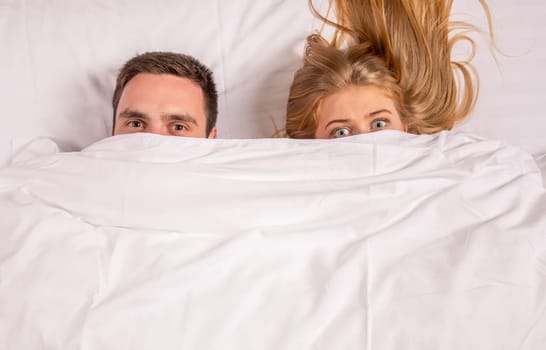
left=1, top=1, right=545, bottom=349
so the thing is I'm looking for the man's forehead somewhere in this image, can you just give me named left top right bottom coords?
left=118, top=74, right=206, bottom=113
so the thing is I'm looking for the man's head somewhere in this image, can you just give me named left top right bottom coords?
left=112, top=52, right=218, bottom=138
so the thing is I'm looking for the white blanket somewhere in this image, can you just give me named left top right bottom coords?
left=1, top=132, right=545, bottom=350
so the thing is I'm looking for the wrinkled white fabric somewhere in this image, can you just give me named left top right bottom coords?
left=1, top=131, right=545, bottom=350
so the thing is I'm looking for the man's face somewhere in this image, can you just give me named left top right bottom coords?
left=113, top=73, right=217, bottom=138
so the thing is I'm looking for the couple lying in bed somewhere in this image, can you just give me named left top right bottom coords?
left=113, top=0, right=492, bottom=141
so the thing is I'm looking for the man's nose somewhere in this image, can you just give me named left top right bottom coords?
left=146, top=123, right=169, bottom=136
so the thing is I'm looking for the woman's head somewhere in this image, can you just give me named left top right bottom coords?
left=285, top=0, right=493, bottom=139
left=286, top=35, right=412, bottom=139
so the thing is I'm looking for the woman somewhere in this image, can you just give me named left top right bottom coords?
left=285, top=0, right=493, bottom=139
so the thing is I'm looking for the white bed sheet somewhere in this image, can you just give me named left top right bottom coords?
left=1, top=0, right=546, bottom=166
left=1, top=132, right=545, bottom=349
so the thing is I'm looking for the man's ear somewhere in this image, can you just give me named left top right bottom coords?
left=207, top=127, right=217, bottom=139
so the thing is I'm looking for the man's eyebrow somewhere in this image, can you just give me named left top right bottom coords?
left=163, top=114, right=198, bottom=125
left=118, top=109, right=148, bottom=120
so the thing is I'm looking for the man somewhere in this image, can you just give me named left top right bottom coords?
left=112, top=51, right=218, bottom=138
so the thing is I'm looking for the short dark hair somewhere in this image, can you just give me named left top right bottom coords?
left=112, top=51, right=218, bottom=135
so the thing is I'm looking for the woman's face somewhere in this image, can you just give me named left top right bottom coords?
left=314, top=85, right=407, bottom=139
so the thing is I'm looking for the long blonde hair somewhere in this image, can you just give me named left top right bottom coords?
left=286, top=0, right=493, bottom=137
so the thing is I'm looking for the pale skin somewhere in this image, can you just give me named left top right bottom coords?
left=314, top=85, right=407, bottom=139
left=113, top=73, right=217, bottom=138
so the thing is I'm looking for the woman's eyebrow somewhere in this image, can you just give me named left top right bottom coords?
left=324, top=109, right=392, bottom=129
left=366, top=109, right=392, bottom=118
left=325, top=119, right=350, bottom=129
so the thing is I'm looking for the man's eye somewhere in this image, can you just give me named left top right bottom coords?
left=172, top=124, right=187, bottom=132
left=371, top=119, right=388, bottom=130
left=128, top=120, right=143, bottom=128
left=332, top=127, right=351, bottom=138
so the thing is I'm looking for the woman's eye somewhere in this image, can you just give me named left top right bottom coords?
left=128, top=120, right=143, bottom=128
left=332, top=127, right=351, bottom=138
left=371, top=119, right=388, bottom=130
